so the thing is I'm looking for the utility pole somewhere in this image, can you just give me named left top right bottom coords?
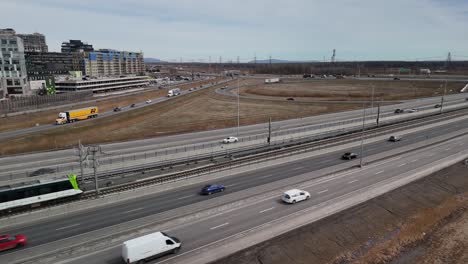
left=76, top=140, right=88, bottom=186
left=88, top=145, right=101, bottom=196
left=376, top=103, right=381, bottom=127
left=440, top=79, right=447, bottom=114
left=267, top=117, right=272, bottom=145
left=237, top=77, right=240, bottom=136
left=359, top=102, right=367, bottom=168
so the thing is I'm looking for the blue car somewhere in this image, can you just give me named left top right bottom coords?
left=201, top=184, right=226, bottom=195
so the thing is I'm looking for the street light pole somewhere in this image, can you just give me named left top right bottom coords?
left=359, top=102, right=366, bottom=168
left=440, top=79, right=447, bottom=114
left=237, top=77, right=240, bottom=136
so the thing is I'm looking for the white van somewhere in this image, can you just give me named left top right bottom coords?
left=122, top=231, right=181, bottom=264
left=282, top=189, right=310, bottom=204
left=167, top=88, right=181, bottom=97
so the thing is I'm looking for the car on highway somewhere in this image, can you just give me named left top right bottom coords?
left=282, top=189, right=310, bottom=204
left=434, top=104, right=442, bottom=108
left=406, top=108, right=418, bottom=113
left=113, top=107, right=122, bottom=112
left=200, top=184, right=226, bottom=195
left=145, top=99, right=152, bottom=104
left=394, top=108, right=404, bottom=114
left=393, top=77, right=400, bottom=80
left=0, top=234, right=27, bottom=252
left=286, top=97, right=295, bottom=101
left=189, top=88, right=194, bottom=91
left=342, top=152, right=358, bottom=160
left=389, top=135, right=402, bottom=142
left=222, top=136, right=239, bottom=144
left=130, top=103, right=136, bottom=108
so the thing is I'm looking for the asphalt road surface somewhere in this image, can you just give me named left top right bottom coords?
left=1, top=113, right=466, bottom=254
left=60, top=128, right=468, bottom=264
left=1, top=93, right=467, bottom=181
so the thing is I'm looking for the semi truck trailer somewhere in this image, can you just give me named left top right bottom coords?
left=55, top=106, right=98, bottom=125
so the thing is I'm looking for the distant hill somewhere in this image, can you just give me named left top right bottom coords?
left=248, top=58, right=318, bottom=64
left=144, top=57, right=164, bottom=63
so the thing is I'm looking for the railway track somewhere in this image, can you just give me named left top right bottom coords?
left=3, top=106, right=468, bottom=217
left=88, top=106, right=468, bottom=196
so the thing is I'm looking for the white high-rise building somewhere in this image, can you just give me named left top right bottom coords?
left=0, top=29, right=30, bottom=98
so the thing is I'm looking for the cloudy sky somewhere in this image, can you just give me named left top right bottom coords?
left=2, top=0, right=468, bottom=62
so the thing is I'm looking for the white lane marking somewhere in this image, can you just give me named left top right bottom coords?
left=260, top=174, right=272, bottom=179
left=177, top=195, right=194, bottom=200
left=226, top=183, right=237, bottom=187
left=56, top=223, right=80, bottom=231
left=410, top=159, right=419, bottom=163
left=460, top=142, right=465, bottom=145
left=292, top=166, right=304, bottom=170
left=445, top=147, right=452, bottom=151
left=348, top=179, right=358, bottom=184
left=375, top=170, right=384, bottom=175
left=122, top=207, right=145, bottom=214
left=427, top=153, right=435, bottom=157
left=318, top=189, right=328, bottom=194
left=210, top=222, right=229, bottom=230
left=398, top=163, right=407, bottom=167
left=259, top=207, right=275, bottom=214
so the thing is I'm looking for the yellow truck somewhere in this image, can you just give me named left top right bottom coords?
left=55, top=106, right=98, bottom=125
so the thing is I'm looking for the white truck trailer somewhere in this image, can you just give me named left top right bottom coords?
left=167, top=88, right=181, bottom=97
left=122, top=231, right=181, bottom=264
left=265, top=78, right=280, bottom=84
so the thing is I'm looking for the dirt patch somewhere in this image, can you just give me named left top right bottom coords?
left=213, top=161, right=468, bottom=264
left=243, top=79, right=464, bottom=101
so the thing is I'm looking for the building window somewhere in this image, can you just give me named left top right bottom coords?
left=10, top=40, right=17, bottom=45
left=6, top=79, right=13, bottom=85
left=14, top=79, right=20, bottom=86
left=1, top=39, right=6, bottom=44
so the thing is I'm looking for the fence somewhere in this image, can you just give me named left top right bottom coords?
left=0, top=91, right=94, bottom=115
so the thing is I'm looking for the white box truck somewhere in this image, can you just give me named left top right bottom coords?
left=265, top=78, right=280, bottom=84
left=122, top=231, right=181, bottom=264
left=167, top=88, right=181, bottom=97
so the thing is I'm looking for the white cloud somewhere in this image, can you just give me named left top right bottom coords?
left=1, top=0, right=468, bottom=61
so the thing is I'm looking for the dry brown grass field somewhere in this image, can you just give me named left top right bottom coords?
left=0, top=78, right=464, bottom=155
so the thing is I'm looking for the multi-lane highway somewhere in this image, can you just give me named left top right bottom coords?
left=1, top=109, right=468, bottom=263
left=1, top=92, right=467, bottom=183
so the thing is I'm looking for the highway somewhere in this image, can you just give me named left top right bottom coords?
left=1, top=111, right=467, bottom=263
left=1, top=92, right=467, bottom=182
left=42, top=123, right=468, bottom=264
left=0, top=79, right=228, bottom=141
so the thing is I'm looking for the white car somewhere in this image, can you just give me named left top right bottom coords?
left=145, top=99, right=152, bottom=104
left=406, top=108, right=418, bottom=113
left=222, top=136, right=239, bottom=144
left=189, top=88, right=194, bottom=91
left=282, top=189, right=310, bottom=204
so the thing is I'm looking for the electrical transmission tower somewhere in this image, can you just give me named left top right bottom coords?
left=331, top=49, right=336, bottom=63
left=446, top=52, right=452, bottom=69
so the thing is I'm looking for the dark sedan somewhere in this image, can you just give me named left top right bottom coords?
left=342, top=152, right=358, bottom=160
left=200, top=184, right=226, bottom=195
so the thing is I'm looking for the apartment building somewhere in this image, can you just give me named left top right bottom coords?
left=17, top=33, right=48, bottom=52
left=84, top=49, right=144, bottom=77
left=0, top=31, right=30, bottom=97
